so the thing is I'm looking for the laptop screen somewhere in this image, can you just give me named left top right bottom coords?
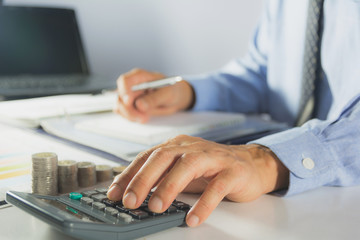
left=0, top=6, right=88, bottom=76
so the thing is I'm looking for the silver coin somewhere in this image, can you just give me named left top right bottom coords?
left=96, top=165, right=113, bottom=182
left=58, top=160, right=78, bottom=194
left=77, top=162, right=96, bottom=187
left=31, top=152, right=58, bottom=195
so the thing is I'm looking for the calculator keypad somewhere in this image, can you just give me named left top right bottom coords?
left=63, top=188, right=191, bottom=225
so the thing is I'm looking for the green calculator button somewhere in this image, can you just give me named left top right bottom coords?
left=69, top=192, right=83, bottom=200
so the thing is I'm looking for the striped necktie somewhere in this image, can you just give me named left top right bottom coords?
left=295, top=0, right=324, bottom=126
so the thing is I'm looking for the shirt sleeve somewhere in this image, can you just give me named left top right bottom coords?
left=251, top=95, right=360, bottom=196
left=185, top=1, right=273, bottom=114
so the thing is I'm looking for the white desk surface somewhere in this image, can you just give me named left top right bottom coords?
left=2, top=186, right=360, bottom=240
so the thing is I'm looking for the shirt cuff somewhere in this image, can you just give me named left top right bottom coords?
left=185, top=75, right=226, bottom=112
left=250, top=127, right=336, bottom=196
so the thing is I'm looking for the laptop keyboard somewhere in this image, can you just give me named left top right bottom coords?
left=0, top=75, right=87, bottom=89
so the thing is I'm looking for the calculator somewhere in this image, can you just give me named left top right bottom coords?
left=6, top=189, right=191, bottom=240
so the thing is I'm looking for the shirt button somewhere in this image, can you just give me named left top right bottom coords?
left=302, top=157, right=315, bottom=170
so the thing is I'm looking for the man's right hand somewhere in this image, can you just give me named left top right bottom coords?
left=115, top=68, right=195, bottom=123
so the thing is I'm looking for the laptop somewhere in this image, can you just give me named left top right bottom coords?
left=0, top=6, right=116, bottom=100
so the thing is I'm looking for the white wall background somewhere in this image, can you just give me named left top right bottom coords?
left=4, top=0, right=263, bottom=80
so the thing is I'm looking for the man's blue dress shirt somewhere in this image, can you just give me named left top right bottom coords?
left=187, top=0, right=360, bottom=196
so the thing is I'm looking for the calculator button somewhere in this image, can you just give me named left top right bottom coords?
left=118, top=213, right=132, bottom=223
left=69, top=192, right=83, bottom=200
left=91, top=194, right=107, bottom=202
left=172, top=201, right=190, bottom=211
left=105, top=207, right=119, bottom=217
left=166, top=205, right=178, bottom=213
left=142, top=207, right=163, bottom=216
left=82, top=190, right=98, bottom=197
left=116, top=205, right=130, bottom=213
left=92, top=202, right=106, bottom=211
left=95, top=188, right=108, bottom=194
left=103, top=199, right=122, bottom=208
left=128, top=209, right=149, bottom=220
left=80, top=197, right=94, bottom=206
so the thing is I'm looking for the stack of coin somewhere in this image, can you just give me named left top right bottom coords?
left=77, top=162, right=96, bottom=187
left=113, top=165, right=127, bottom=176
left=32, top=152, right=58, bottom=195
left=96, top=165, right=113, bottom=182
left=58, top=160, right=78, bottom=193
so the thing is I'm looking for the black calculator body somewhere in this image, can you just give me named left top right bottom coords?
left=6, top=189, right=190, bottom=240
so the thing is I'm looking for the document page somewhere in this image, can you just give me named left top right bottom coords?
left=75, top=112, right=246, bottom=146
left=40, top=112, right=287, bottom=162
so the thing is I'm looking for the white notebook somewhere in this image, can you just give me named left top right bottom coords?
left=75, top=112, right=246, bottom=146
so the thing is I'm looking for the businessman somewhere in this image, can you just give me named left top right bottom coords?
left=107, top=0, right=360, bottom=227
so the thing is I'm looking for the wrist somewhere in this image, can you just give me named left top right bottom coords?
left=177, top=79, right=195, bottom=111
left=245, top=144, right=289, bottom=194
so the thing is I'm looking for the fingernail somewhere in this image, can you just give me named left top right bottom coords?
left=149, top=196, right=163, bottom=212
left=187, top=214, right=199, bottom=227
left=107, top=185, right=122, bottom=200
left=123, top=191, right=137, bottom=208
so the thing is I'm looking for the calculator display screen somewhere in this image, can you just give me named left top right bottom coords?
left=42, top=199, right=102, bottom=223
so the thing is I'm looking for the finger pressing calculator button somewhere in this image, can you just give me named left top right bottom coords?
left=118, top=213, right=132, bottom=223
left=92, top=202, right=106, bottom=211
left=128, top=209, right=149, bottom=220
left=81, top=197, right=94, bottom=206
left=91, top=194, right=107, bottom=202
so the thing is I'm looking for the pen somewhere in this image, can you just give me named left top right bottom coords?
left=131, top=76, right=183, bottom=91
